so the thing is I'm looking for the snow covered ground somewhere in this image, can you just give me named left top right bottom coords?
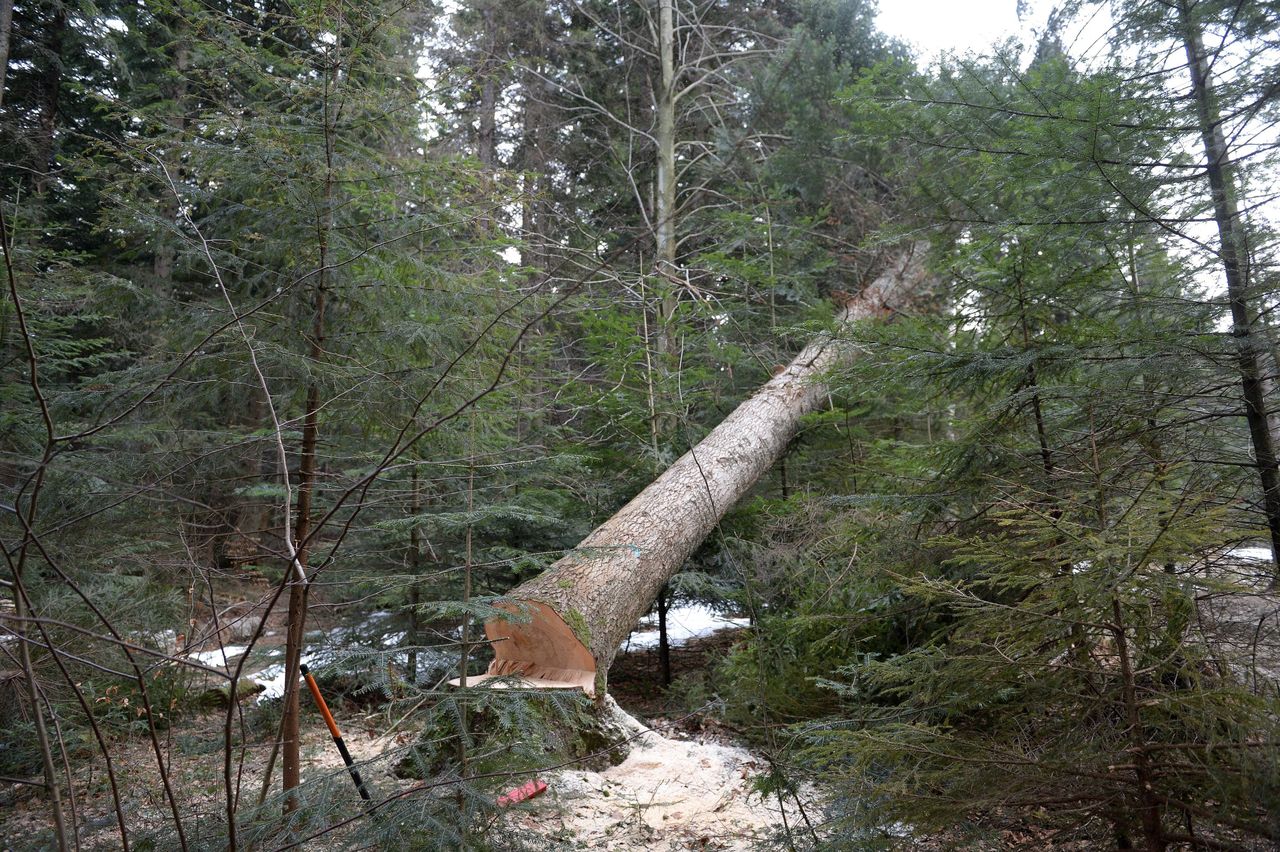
left=186, top=644, right=249, bottom=667
left=621, top=604, right=750, bottom=652
left=1228, top=545, right=1273, bottom=563
left=185, top=602, right=750, bottom=701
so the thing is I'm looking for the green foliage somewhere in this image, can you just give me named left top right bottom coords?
left=709, top=10, right=1280, bottom=846
left=5, top=0, right=1279, bottom=848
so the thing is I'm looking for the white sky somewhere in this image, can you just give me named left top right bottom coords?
left=874, top=1, right=1106, bottom=63
left=874, top=1, right=1280, bottom=325
left=876, top=0, right=1036, bottom=59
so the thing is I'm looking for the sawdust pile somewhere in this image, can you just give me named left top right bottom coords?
left=510, top=700, right=814, bottom=850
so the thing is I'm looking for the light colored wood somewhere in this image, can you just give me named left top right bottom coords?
left=450, top=601, right=596, bottom=693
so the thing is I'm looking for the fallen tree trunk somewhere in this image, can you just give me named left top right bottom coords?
left=473, top=245, right=930, bottom=696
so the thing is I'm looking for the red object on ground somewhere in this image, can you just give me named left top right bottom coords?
left=496, top=779, right=547, bottom=807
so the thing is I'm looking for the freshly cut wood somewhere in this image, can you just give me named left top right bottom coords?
left=467, top=245, right=930, bottom=696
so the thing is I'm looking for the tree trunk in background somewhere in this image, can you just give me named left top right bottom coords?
left=654, top=0, right=676, bottom=280
left=154, top=14, right=190, bottom=282
left=1179, top=1, right=1280, bottom=581
left=227, top=388, right=269, bottom=568
left=657, top=584, right=671, bottom=687
left=473, top=246, right=929, bottom=695
left=0, top=0, right=14, bottom=109
left=519, top=37, right=547, bottom=273
left=31, top=7, right=65, bottom=195
left=477, top=3, right=497, bottom=235
left=652, top=0, right=678, bottom=434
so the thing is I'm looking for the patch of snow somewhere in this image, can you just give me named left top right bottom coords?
left=1228, top=545, right=1274, bottom=562
left=125, top=628, right=178, bottom=652
left=254, top=659, right=307, bottom=701
left=252, top=643, right=350, bottom=701
left=249, top=614, right=456, bottom=701
left=187, top=645, right=248, bottom=667
left=622, top=604, right=750, bottom=651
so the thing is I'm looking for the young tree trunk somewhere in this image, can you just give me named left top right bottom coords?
left=1179, top=1, right=1280, bottom=580
left=406, top=466, right=422, bottom=682
left=281, top=12, right=337, bottom=807
left=471, top=246, right=929, bottom=695
left=280, top=380, right=319, bottom=809
left=1110, top=598, right=1167, bottom=852
left=657, top=584, right=671, bottom=687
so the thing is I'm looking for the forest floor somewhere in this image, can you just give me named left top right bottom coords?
left=0, top=608, right=809, bottom=851
left=9, top=559, right=1275, bottom=850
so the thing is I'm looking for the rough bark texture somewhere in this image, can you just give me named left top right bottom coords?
left=474, top=246, right=929, bottom=695
left=1179, top=2, right=1280, bottom=579
left=652, top=0, right=679, bottom=434
left=0, top=0, right=14, bottom=110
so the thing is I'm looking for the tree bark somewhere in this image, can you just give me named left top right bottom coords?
left=0, top=0, right=14, bottom=110
left=652, top=0, right=679, bottom=433
left=406, top=466, right=422, bottom=682
left=657, top=584, right=671, bottom=686
left=154, top=14, right=190, bottom=282
left=472, top=246, right=929, bottom=695
left=281, top=9, right=337, bottom=807
left=477, top=4, right=496, bottom=171
left=476, top=3, right=497, bottom=236
left=31, top=6, right=66, bottom=196
left=1178, top=1, right=1280, bottom=580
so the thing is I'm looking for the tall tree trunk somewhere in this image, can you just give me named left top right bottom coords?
left=0, top=0, right=14, bottom=109
left=519, top=38, right=547, bottom=273
left=652, top=0, right=678, bottom=433
left=281, top=10, right=337, bottom=807
left=477, top=3, right=497, bottom=236
left=517, top=43, right=549, bottom=444
left=1179, top=1, right=1280, bottom=580
left=154, top=15, right=190, bottom=282
left=280, top=381, right=319, bottom=809
left=31, top=7, right=65, bottom=196
left=472, top=247, right=929, bottom=695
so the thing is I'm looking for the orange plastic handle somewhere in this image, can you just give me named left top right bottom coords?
left=302, top=667, right=342, bottom=740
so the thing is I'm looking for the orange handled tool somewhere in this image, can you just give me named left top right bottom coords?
left=300, top=664, right=373, bottom=802
left=497, top=779, right=547, bottom=807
